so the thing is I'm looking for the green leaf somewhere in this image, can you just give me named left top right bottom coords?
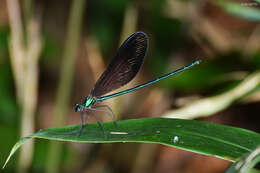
left=225, top=146, right=260, bottom=173
left=3, top=118, right=260, bottom=168
left=217, top=1, right=260, bottom=21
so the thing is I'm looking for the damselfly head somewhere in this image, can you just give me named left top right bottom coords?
left=74, top=104, right=83, bottom=112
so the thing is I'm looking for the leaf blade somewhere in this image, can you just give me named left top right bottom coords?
left=3, top=118, right=260, bottom=168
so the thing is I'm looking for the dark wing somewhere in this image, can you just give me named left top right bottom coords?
left=90, top=32, right=148, bottom=97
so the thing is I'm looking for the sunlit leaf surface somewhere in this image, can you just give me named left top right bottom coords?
left=217, top=1, right=260, bottom=21
left=3, top=118, right=260, bottom=168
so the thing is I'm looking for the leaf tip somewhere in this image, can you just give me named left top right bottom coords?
left=2, top=156, right=10, bottom=169
left=2, top=136, right=31, bottom=169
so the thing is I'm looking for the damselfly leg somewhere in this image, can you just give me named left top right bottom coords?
left=78, top=112, right=90, bottom=137
left=90, top=105, right=118, bottom=128
left=87, top=111, right=106, bottom=136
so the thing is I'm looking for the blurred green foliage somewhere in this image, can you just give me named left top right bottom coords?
left=40, top=33, right=62, bottom=63
left=253, top=52, right=260, bottom=69
left=0, top=27, right=9, bottom=58
left=0, top=27, right=18, bottom=173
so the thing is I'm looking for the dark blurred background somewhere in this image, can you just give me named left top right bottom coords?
left=1, top=0, right=260, bottom=172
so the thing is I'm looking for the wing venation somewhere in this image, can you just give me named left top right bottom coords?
left=90, top=32, right=148, bottom=97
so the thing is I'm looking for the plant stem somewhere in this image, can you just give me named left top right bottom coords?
left=6, top=0, right=25, bottom=104
left=7, top=0, right=42, bottom=173
left=45, top=0, right=86, bottom=173
left=18, top=17, right=42, bottom=173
